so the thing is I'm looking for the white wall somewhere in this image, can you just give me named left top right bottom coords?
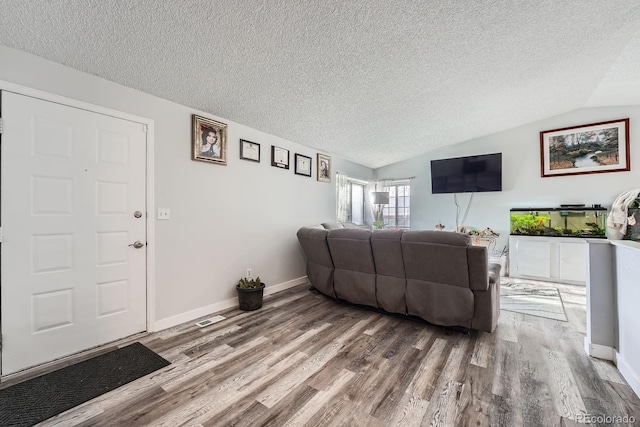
left=612, top=242, right=640, bottom=397
left=376, top=106, right=640, bottom=252
left=0, top=45, right=374, bottom=327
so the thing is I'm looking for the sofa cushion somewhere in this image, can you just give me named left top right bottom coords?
left=401, top=230, right=470, bottom=246
left=327, top=228, right=377, bottom=307
left=327, top=229, right=375, bottom=273
left=371, top=229, right=406, bottom=314
left=296, top=227, right=335, bottom=297
left=341, top=222, right=361, bottom=229
left=371, top=229, right=406, bottom=277
left=406, top=280, right=474, bottom=327
left=297, top=227, right=332, bottom=267
left=401, top=231, right=470, bottom=288
left=322, top=222, right=345, bottom=230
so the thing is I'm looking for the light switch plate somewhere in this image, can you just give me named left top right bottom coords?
left=157, top=208, right=171, bottom=220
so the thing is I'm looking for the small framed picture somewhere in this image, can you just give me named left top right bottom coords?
left=192, top=115, right=227, bottom=165
left=240, top=139, right=260, bottom=162
left=317, top=153, right=331, bottom=182
left=271, top=145, right=290, bottom=169
left=294, top=154, right=312, bottom=177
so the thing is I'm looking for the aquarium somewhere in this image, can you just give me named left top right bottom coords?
left=510, top=207, right=607, bottom=238
left=625, top=198, right=640, bottom=241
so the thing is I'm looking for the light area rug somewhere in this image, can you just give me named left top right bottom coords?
left=500, top=281, right=567, bottom=321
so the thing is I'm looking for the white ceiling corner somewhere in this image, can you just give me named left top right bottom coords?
left=1, top=0, right=639, bottom=168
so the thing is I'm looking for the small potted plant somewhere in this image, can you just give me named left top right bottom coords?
left=236, top=276, right=265, bottom=311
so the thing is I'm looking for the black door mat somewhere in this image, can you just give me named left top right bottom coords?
left=0, top=342, right=170, bottom=427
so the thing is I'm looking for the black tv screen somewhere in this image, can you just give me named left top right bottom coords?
left=431, top=153, right=502, bottom=194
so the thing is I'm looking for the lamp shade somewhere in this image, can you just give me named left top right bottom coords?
left=372, top=191, right=389, bottom=204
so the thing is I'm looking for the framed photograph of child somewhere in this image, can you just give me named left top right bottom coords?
left=317, top=153, right=331, bottom=183
left=192, top=114, right=227, bottom=165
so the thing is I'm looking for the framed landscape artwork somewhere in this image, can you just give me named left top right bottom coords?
left=540, top=118, right=630, bottom=177
left=192, top=115, right=227, bottom=165
left=317, top=153, right=331, bottom=183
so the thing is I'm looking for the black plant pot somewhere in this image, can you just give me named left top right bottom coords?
left=236, top=283, right=265, bottom=311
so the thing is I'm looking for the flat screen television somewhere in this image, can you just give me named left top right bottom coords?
left=431, top=153, right=502, bottom=194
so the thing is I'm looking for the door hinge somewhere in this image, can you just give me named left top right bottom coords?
left=0, top=226, right=3, bottom=243
left=0, top=116, right=3, bottom=134
left=142, top=124, right=147, bottom=133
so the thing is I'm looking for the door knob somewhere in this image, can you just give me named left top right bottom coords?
left=128, top=241, right=145, bottom=249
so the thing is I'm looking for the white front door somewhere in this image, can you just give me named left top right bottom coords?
left=1, top=91, right=147, bottom=375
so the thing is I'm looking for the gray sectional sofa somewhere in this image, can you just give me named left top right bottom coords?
left=296, top=226, right=501, bottom=332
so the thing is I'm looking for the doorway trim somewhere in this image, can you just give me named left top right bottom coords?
left=0, top=79, right=157, bottom=336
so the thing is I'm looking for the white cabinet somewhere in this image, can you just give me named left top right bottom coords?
left=558, top=240, right=587, bottom=282
left=509, top=236, right=586, bottom=284
left=510, top=237, right=551, bottom=278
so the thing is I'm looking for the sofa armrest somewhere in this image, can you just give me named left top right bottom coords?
left=488, top=263, right=501, bottom=287
left=468, top=245, right=490, bottom=291
left=471, top=270, right=501, bottom=332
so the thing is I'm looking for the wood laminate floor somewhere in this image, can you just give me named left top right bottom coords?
left=5, top=279, right=640, bottom=426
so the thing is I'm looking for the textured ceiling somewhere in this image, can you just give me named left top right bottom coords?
left=1, top=1, right=639, bottom=168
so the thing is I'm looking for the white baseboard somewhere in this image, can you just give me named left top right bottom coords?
left=583, top=337, right=615, bottom=361
left=152, top=276, right=308, bottom=332
left=616, top=352, right=640, bottom=399
left=264, top=276, right=309, bottom=296
left=152, top=297, right=237, bottom=332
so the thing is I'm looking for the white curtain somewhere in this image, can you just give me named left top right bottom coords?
left=336, top=172, right=349, bottom=223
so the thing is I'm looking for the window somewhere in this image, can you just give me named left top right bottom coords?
left=348, top=182, right=365, bottom=225
left=382, top=182, right=410, bottom=229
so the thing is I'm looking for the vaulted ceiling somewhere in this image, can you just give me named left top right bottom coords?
left=1, top=1, right=639, bottom=168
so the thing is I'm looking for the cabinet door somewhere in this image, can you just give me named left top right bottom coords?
left=558, top=241, right=586, bottom=282
left=511, top=238, right=551, bottom=278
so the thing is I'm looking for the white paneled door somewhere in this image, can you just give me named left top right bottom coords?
left=1, top=91, right=147, bottom=375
